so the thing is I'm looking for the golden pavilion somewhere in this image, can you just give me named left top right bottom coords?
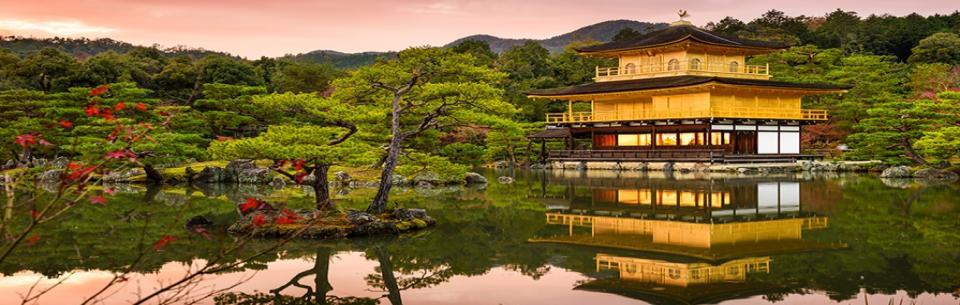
left=527, top=19, right=851, bottom=163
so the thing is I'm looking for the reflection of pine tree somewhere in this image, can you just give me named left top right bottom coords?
left=214, top=247, right=376, bottom=305
left=364, top=245, right=456, bottom=305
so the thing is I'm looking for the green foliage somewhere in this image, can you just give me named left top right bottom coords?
left=209, top=125, right=374, bottom=166
left=907, top=63, right=960, bottom=96
left=915, top=126, right=960, bottom=166
left=611, top=28, right=643, bottom=42
left=908, top=32, right=960, bottom=65
left=440, top=143, right=486, bottom=167
left=846, top=99, right=950, bottom=164
left=396, top=151, right=469, bottom=182
left=270, top=61, right=342, bottom=93
left=450, top=40, right=497, bottom=67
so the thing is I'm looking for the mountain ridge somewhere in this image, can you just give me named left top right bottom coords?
left=1, top=19, right=667, bottom=69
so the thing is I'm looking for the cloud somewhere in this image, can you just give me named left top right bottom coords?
left=0, top=19, right=115, bottom=36
left=401, top=1, right=461, bottom=15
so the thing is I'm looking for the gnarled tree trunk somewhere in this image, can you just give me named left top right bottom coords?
left=143, top=165, right=164, bottom=184
left=368, top=93, right=404, bottom=214
left=313, top=164, right=334, bottom=211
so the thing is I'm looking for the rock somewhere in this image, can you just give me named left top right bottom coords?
left=869, top=164, right=889, bottom=173
left=2, top=160, right=14, bottom=170
left=393, top=208, right=428, bottom=221
left=493, top=161, right=513, bottom=168
left=50, top=157, right=70, bottom=169
left=196, top=167, right=227, bottom=183
left=529, top=163, right=545, bottom=170
left=737, top=167, right=759, bottom=174
left=391, top=174, right=407, bottom=186
left=662, top=162, right=675, bottom=172
left=411, top=171, right=442, bottom=185
left=912, top=168, right=959, bottom=181
left=585, top=162, right=619, bottom=170
left=269, top=176, right=287, bottom=188
left=333, top=171, right=352, bottom=183
left=497, top=176, right=514, bottom=184
left=102, top=168, right=145, bottom=183
left=225, top=159, right=257, bottom=181
left=880, top=166, right=913, bottom=178
left=31, top=158, right=48, bottom=168
left=184, top=167, right=198, bottom=181
left=347, top=210, right=379, bottom=225
left=416, top=181, right=433, bottom=188
left=237, top=167, right=271, bottom=184
left=39, top=169, right=63, bottom=184
left=464, top=172, right=488, bottom=184
left=619, top=162, right=647, bottom=171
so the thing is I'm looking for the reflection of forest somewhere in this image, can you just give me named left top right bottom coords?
left=2, top=171, right=958, bottom=304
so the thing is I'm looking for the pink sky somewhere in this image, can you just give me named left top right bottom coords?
left=0, top=0, right=957, bottom=58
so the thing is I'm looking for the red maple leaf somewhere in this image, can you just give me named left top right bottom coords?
left=293, top=159, right=305, bottom=171
left=67, top=162, right=82, bottom=170
left=85, top=105, right=101, bottom=117
left=30, top=210, right=39, bottom=220
left=89, top=195, right=108, bottom=205
left=294, top=172, right=308, bottom=184
left=100, top=108, right=114, bottom=121
left=281, top=209, right=299, bottom=220
left=105, top=150, right=136, bottom=162
left=59, top=120, right=74, bottom=129
left=114, top=102, right=126, bottom=112
left=104, top=187, right=116, bottom=195
left=153, top=235, right=176, bottom=251
left=88, top=85, right=109, bottom=96
left=66, top=165, right=98, bottom=181
left=13, top=134, right=37, bottom=148
left=26, top=234, right=41, bottom=246
left=252, top=214, right=267, bottom=227
left=239, top=198, right=260, bottom=213
left=275, top=216, right=295, bottom=225
left=135, top=102, right=147, bottom=111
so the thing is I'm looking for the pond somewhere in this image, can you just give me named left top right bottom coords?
left=1, top=170, right=959, bottom=305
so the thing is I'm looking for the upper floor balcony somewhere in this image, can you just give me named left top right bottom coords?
left=596, top=60, right=770, bottom=82
left=545, top=108, right=828, bottom=124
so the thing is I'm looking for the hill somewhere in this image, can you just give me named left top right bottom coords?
left=283, top=50, right=396, bottom=69
left=0, top=36, right=226, bottom=59
left=0, top=19, right=665, bottom=68
left=445, top=19, right=668, bottom=53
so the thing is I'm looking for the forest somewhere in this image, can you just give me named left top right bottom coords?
left=1, top=9, right=960, bottom=180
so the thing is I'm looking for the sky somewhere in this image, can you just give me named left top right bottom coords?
left=0, top=0, right=957, bottom=58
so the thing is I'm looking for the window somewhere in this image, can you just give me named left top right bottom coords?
left=617, top=134, right=651, bottom=146
left=624, top=63, right=636, bottom=74
left=710, top=132, right=731, bottom=145
left=657, top=133, right=677, bottom=146
left=679, top=132, right=698, bottom=145
left=595, top=134, right=615, bottom=147
left=690, top=58, right=702, bottom=70
left=667, top=59, right=680, bottom=71
left=729, top=61, right=739, bottom=72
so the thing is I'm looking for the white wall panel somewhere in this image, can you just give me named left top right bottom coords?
left=758, top=132, right=779, bottom=154
left=780, top=132, right=800, bottom=154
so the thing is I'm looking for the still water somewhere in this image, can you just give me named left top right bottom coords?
left=1, top=170, right=959, bottom=305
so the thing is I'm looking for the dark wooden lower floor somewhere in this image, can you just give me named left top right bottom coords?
left=546, top=149, right=822, bottom=163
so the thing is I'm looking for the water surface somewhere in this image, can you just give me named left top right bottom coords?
left=2, top=170, right=958, bottom=305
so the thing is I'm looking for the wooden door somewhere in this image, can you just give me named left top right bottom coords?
left=734, top=131, right=756, bottom=154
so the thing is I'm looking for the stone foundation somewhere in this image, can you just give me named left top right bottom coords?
left=544, top=160, right=883, bottom=173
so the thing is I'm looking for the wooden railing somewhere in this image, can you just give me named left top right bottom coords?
left=545, top=108, right=828, bottom=123
left=596, top=60, right=770, bottom=81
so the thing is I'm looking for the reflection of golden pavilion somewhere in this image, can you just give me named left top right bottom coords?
left=534, top=213, right=836, bottom=260
left=596, top=254, right=770, bottom=287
